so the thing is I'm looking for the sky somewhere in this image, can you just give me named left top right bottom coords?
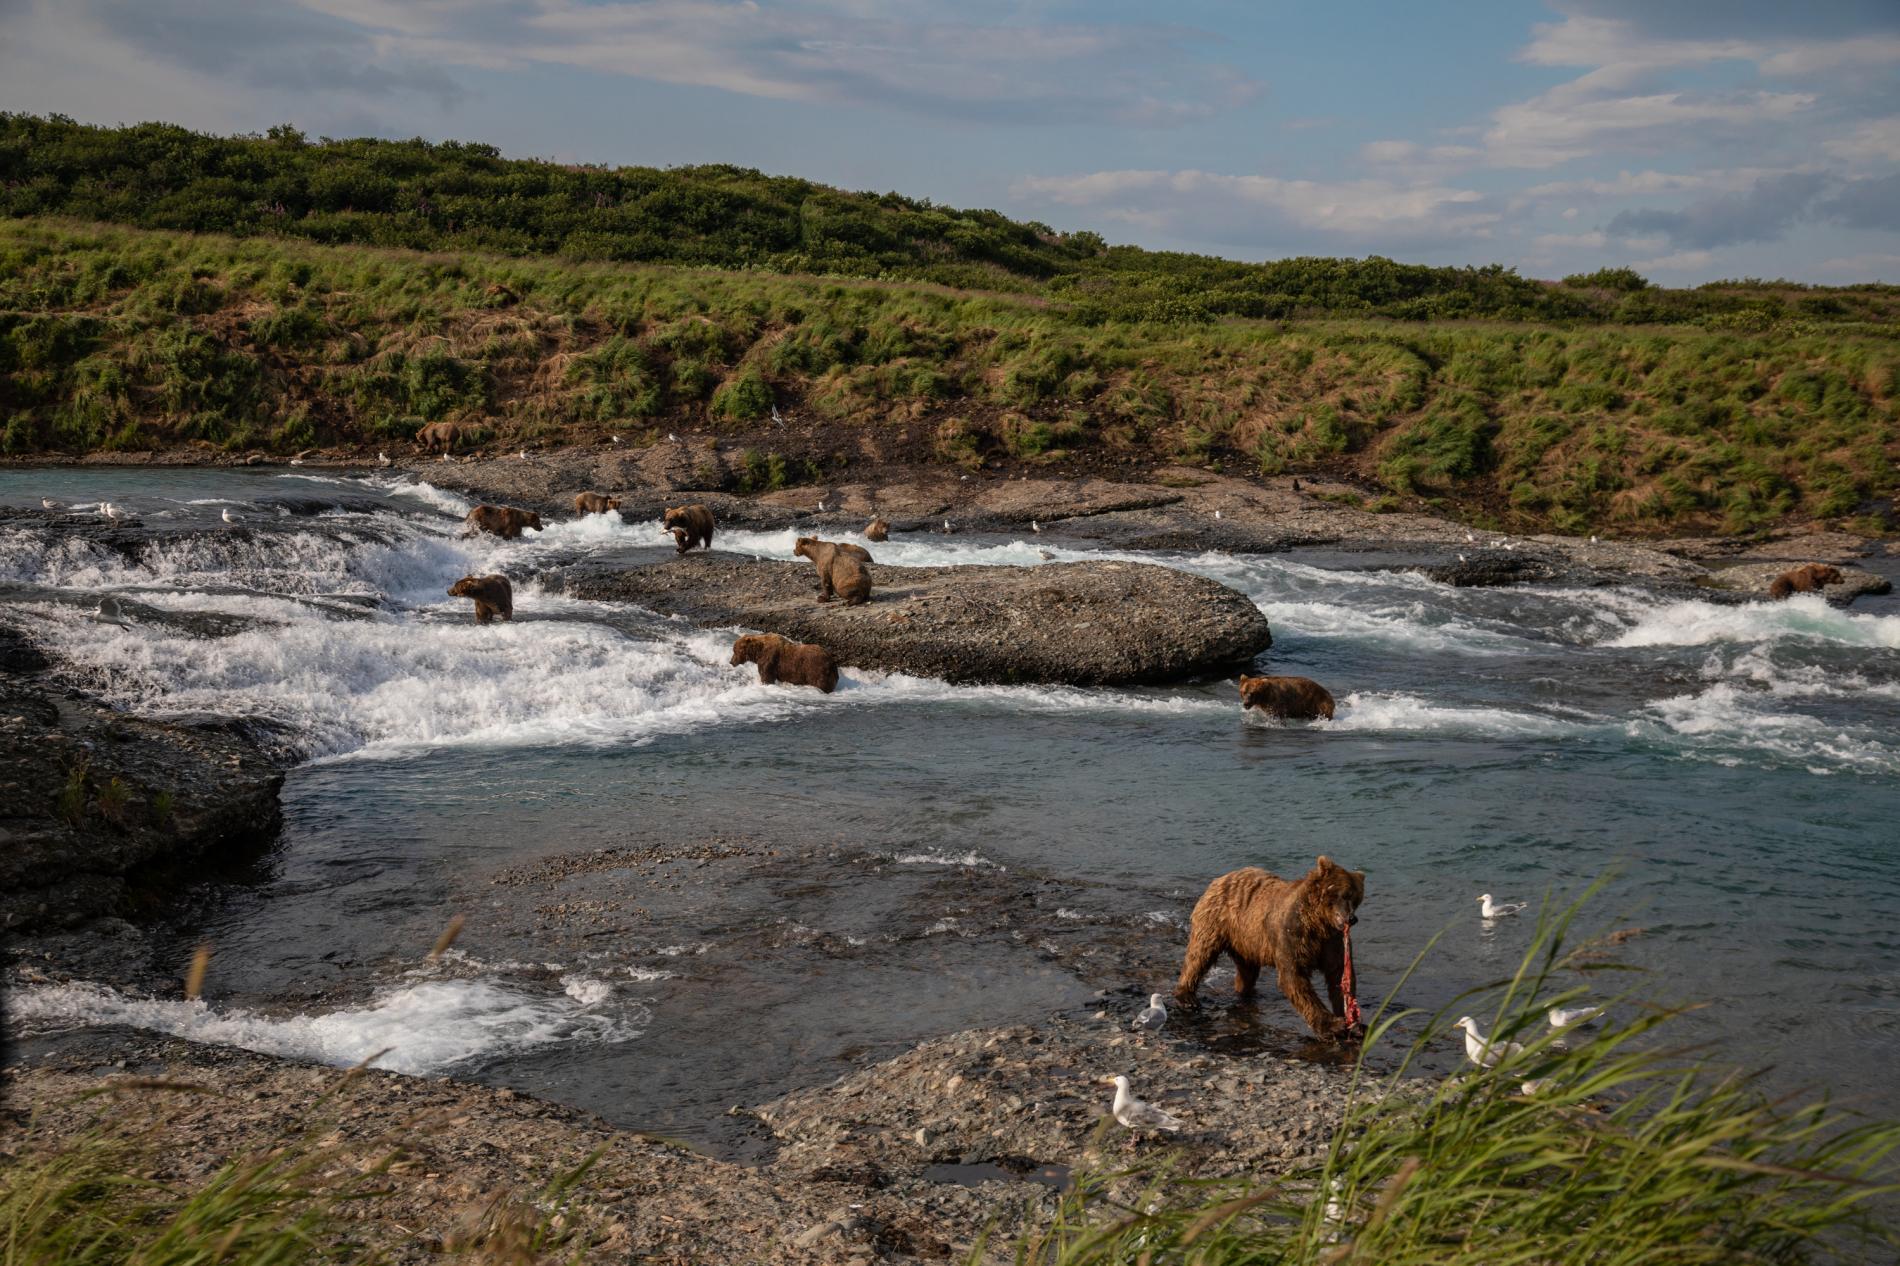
left=2, top=0, right=1898, bottom=284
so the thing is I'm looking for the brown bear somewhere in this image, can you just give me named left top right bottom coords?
left=1767, top=562, right=1843, bottom=600
left=1174, top=856, right=1367, bottom=1039
left=572, top=491, right=622, bottom=516
left=662, top=504, right=715, bottom=553
left=730, top=633, right=839, bottom=693
left=793, top=537, right=874, bottom=604
left=1238, top=674, right=1336, bottom=721
left=415, top=421, right=464, bottom=454
left=448, top=574, right=513, bottom=624
left=463, top=505, right=543, bottom=539
left=865, top=516, right=890, bottom=542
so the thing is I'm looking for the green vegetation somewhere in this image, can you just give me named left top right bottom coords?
left=1019, top=893, right=1900, bottom=1264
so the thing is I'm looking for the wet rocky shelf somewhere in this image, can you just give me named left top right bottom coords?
left=559, top=554, right=1274, bottom=686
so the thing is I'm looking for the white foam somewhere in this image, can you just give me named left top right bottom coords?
left=1604, top=594, right=1900, bottom=651
left=8, top=979, right=639, bottom=1075
left=1632, top=684, right=1900, bottom=776
left=367, top=476, right=472, bottom=518
left=890, top=850, right=1003, bottom=869
left=1330, top=691, right=1591, bottom=738
left=559, top=974, right=614, bottom=1006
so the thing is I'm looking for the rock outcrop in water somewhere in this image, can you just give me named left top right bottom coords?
left=1702, top=561, right=1893, bottom=604
left=562, top=555, right=1273, bottom=685
left=0, top=625, right=284, bottom=934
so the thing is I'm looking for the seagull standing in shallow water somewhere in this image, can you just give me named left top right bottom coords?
left=1453, top=1016, right=1524, bottom=1068
left=1548, top=1004, right=1604, bottom=1030
left=1479, top=893, right=1527, bottom=919
left=1105, top=1075, right=1182, bottom=1132
left=221, top=508, right=243, bottom=525
left=1134, top=994, right=1167, bottom=1031
left=101, top=502, right=124, bottom=523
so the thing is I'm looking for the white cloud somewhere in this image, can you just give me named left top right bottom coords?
left=1823, top=118, right=1900, bottom=169
left=1521, top=13, right=1900, bottom=78
left=1535, top=230, right=1607, bottom=249
left=1817, top=251, right=1900, bottom=278
left=1486, top=86, right=1814, bottom=168
left=1630, top=248, right=1716, bottom=272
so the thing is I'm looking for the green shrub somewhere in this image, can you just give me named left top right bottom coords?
left=710, top=368, right=773, bottom=421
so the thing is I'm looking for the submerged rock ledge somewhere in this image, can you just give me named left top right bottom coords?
left=562, top=554, right=1273, bottom=686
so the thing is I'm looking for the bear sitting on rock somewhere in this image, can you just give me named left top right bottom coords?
left=794, top=537, right=873, bottom=605
left=463, top=505, right=543, bottom=539
left=1238, top=674, right=1336, bottom=720
left=662, top=504, right=715, bottom=553
left=1175, top=856, right=1366, bottom=1040
left=448, top=574, right=513, bottom=624
left=572, top=491, right=622, bottom=516
left=730, top=633, right=839, bottom=693
left=1767, top=563, right=1843, bottom=600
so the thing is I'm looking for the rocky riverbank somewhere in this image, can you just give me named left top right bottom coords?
left=563, top=554, right=1273, bottom=685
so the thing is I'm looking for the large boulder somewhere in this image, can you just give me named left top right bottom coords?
left=563, top=555, right=1272, bottom=685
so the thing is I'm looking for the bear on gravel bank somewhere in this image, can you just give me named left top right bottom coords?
left=794, top=537, right=873, bottom=605
left=415, top=421, right=465, bottom=454
left=662, top=504, right=715, bottom=553
left=1238, top=674, right=1336, bottom=720
left=1767, top=563, right=1843, bottom=600
left=730, top=633, right=839, bottom=693
left=448, top=574, right=513, bottom=624
left=1174, top=856, right=1367, bottom=1040
left=572, top=491, right=622, bottom=516
left=464, top=505, right=543, bottom=539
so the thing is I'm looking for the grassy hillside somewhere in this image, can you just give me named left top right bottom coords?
left=4, top=219, right=1897, bottom=535
left=6, top=115, right=1900, bottom=331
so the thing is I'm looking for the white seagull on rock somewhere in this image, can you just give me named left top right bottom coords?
left=41, top=497, right=58, bottom=510
left=1133, top=994, right=1168, bottom=1032
left=1548, top=1004, right=1604, bottom=1030
left=221, top=508, right=243, bottom=525
left=1104, top=1075, right=1182, bottom=1133
left=1453, top=1016, right=1524, bottom=1068
left=1479, top=893, right=1527, bottom=919
left=378, top=451, right=391, bottom=467
left=101, top=502, right=124, bottom=522
left=1031, top=520, right=1041, bottom=533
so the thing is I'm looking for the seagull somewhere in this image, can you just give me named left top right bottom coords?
left=1453, top=1016, right=1524, bottom=1068
left=1520, top=1077, right=1556, bottom=1095
left=1589, top=535, right=1599, bottom=544
left=440, top=453, right=450, bottom=462
left=377, top=451, right=391, bottom=467
left=1548, top=1004, right=1604, bottom=1030
left=40, top=497, right=58, bottom=510
left=1031, top=520, right=1041, bottom=533
left=1479, top=893, right=1527, bottom=919
left=518, top=449, right=529, bottom=461
left=771, top=404, right=784, bottom=425
left=1458, top=553, right=1468, bottom=563
left=816, top=499, right=826, bottom=513
left=1104, top=1075, right=1182, bottom=1132
left=288, top=457, right=304, bottom=466
left=1133, top=993, right=1168, bottom=1032
left=221, top=508, right=242, bottom=525
left=668, top=432, right=679, bottom=443
left=1214, top=509, right=1222, bottom=520
left=1465, top=531, right=1476, bottom=543
left=942, top=519, right=953, bottom=533
left=95, top=596, right=128, bottom=626
left=611, top=434, right=621, bottom=444
left=101, top=502, right=124, bottom=522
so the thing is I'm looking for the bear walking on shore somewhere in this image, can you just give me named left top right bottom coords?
left=1174, top=857, right=1366, bottom=1040
left=1767, top=563, right=1842, bottom=600
left=572, top=491, right=621, bottom=516
left=662, top=504, right=715, bottom=553
left=464, top=505, right=542, bottom=539
left=1238, top=674, right=1336, bottom=720
left=448, top=574, right=513, bottom=624
left=415, top=421, right=464, bottom=454
left=794, top=536, right=873, bottom=605
left=730, top=633, right=839, bottom=693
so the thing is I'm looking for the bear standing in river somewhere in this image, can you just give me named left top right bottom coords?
left=448, top=574, right=513, bottom=624
left=865, top=516, right=890, bottom=542
left=572, top=491, right=621, bottom=516
left=464, top=505, right=542, bottom=539
left=662, top=504, right=715, bottom=553
left=1174, top=856, right=1366, bottom=1040
left=794, top=536, right=873, bottom=605
left=730, top=633, right=839, bottom=693
left=1238, top=674, right=1335, bottom=720
left=1767, top=563, right=1843, bottom=600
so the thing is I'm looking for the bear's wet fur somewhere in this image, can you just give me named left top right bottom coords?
left=448, top=573, right=513, bottom=624
left=1238, top=674, right=1336, bottom=720
left=572, top=491, right=622, bottom=516
left=1174, top=856, right=1367, bottom=1040
left=865, top=517, right=890, bottom=542
left=464, top=505, right=543, bottom=539
left=730, top=632, right=839, bottom=693
left=1767, top=562, right=1843, bottom=600
left=794, top=537, right=874, bottom=605
left=662, top=504, right=715, bottom=553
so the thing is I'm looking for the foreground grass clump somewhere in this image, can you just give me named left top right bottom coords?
left=0, top=1079, right=596, bottom=1266
left=1, top=216, right=1897, bottom=534
left=1019, top=896, right=1900, bottom=1264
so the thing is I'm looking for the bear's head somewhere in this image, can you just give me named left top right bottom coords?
left=522, top=511, right=543, bottom=531
left=605, top=496, right=622, bottom=511
left=1307, top=855, right=1365, bottom=931
left=793, top=536, right=818, bottom=561
left=447, top=575, right=477, bottom=598
left=662, top=506, right=684, bottom=529
left=1813, top=564, right=1843, bottom=585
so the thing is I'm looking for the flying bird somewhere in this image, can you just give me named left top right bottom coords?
left=1548, top=1004, right=1604, bottom=1030
left=1452, top=1016, right=1524, bottom=1068
left=1104, top=1075, right=1182, bottom=1132
left=1133, top=993, right=1168, bottom=1032
left=1479, top=893, right=1527, bottom=919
